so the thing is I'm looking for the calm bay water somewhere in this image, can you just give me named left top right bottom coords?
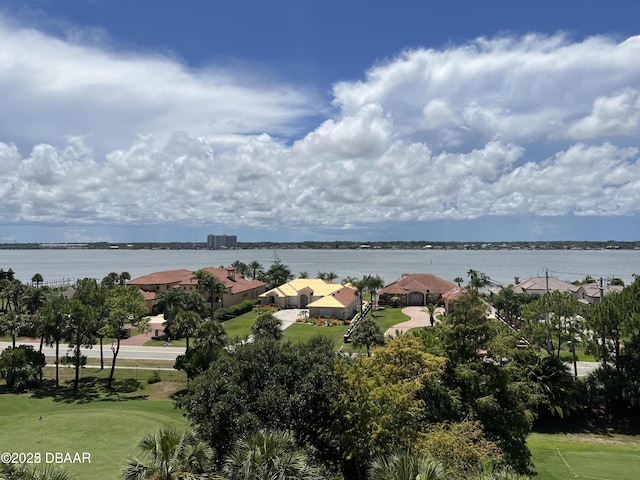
left=1, top=248, right=639, bottom=287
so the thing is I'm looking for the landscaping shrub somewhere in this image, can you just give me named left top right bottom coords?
left=0, top=345, right=45, bottom=391
left=147, top=371, right=161, bottom=384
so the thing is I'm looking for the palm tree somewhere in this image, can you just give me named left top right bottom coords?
left=0, top=311, right=24, bottom=348
left=454, top=277, right=464, bottom=287
left=157, top=288, right=188, bottom=338
left=192, top=269, right=230, bottom=318
left=174, top=310, right=202, bottom=353
left=251, top=310, right=283, bottom=341
left=365, top=275, right=384, bottom=307
left=422, top=303, right=436, bottom=327
left=466, top=269, right=486, bottom=290
left=221, top=430, right=320, bottom=480
left=39, top=294, right=68, bottom=388
left=231, top=260, right=249, bottom=278
left=350, top=317, right=385, bottom=356
left=194, top=319, right=227, bottom=354
left=369, top=452, right=444, bottom=480
left=248, top=260, right=264, bottom=280
left=264, top=263, right=294, bottom=289
left=0, top=462, right=74, bottom=480
left=341, top=276, right=358, bottom=286
left=353, top=278, right=368, bottom=317
left=121, top=427, right=213, bottom=480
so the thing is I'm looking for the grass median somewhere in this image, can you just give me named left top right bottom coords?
left=0, top=368, right=188, bottom=480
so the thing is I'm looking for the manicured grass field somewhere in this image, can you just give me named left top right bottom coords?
left=283, top=323, right=349, bottom=347
left=529, top=432, right=640, bottom=479
left=220, top=311, right=258, bottom=341
left=0, top=369, right=188, bottom=480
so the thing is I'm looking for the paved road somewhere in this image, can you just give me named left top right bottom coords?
left=0, top=342, right=184, bottom=362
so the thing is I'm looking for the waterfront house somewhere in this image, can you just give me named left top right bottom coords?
left=580, top=282, right=624, bottom=304
left=128, top=266, right=266, bottom=312
left=260, top=278, right=358, bottom=319
left=508, top=276, right=584, bottom=300
left=378, top=273, right=463, bottom=310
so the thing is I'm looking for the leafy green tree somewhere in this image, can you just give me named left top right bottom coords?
left=438, top=291, right=533, bottom=473
left=30, top=273, right=44, bottom=287
left=520, top=291, right=582, bottom=363
left=440, top=290, right=493, bottom=362
left=179, top=337, right=340, bottom=465
left=350, top=317, right=385, bottom=356
left=221, top=430, right=321, bottom=480
left=101, top=285, right=148, bottom=390
left=333, top=336, right=447, bottom=478
left=251, top=310, right=283, bottom=341
left=368, top=452, right=444, bottom=480
left=101, top=271, right=131, bottom=289
left=0, top=345, right=45, bottom=391
left=418, top=420, right=502, bottom=480
left=121, top=427, right=213, bottom=480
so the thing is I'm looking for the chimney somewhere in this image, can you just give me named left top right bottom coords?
left=226, top=267, right=236, bottom=281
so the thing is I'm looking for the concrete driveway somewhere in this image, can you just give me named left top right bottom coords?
left=274, top=308, right=306, bottom=330
left=384, top=306, right=443, bottom=336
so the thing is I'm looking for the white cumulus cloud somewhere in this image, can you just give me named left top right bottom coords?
left=1, top=12, right=640, bottom=239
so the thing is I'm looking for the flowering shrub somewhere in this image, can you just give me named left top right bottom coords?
left=329, top=318, right=339, bottom=326
left=316, top=318, right=326, bottom=326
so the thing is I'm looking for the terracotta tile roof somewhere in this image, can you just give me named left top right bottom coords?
left=128, top=267, right=265, bottom=294
left=128, top=269, right=192, bottom=286
left=379, top=273, right=459, bottom=296
left=582, top=282, right=624, bottom=298
left=512, top=277, right=580, bottom=294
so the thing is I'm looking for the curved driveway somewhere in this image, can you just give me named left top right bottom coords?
left=384, top=306, right=443, bottom=337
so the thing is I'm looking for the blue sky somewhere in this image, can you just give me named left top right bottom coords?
left=1, top=0, right=640, bottom=243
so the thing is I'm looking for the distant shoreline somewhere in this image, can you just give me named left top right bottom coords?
left=0, top=240, right=639, bottom=251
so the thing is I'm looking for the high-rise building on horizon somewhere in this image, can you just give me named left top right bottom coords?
left=207, top=234, right=237, bottom=250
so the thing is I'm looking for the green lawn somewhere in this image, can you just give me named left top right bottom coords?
left=0, top=369, right=188, bottom=480
left=220, top=311, right=258, bottom=341
left=529, top=432, right=640, bottom=479
left=141, top=307, right=411, bottom=351
left=283, top=323, right=349, bottom=347
left=369, top=306, right=411, bottom=331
